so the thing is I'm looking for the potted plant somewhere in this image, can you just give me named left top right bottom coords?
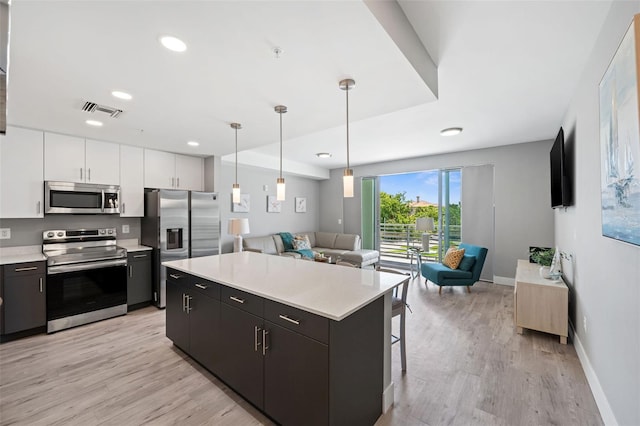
left=531, top=248, right=555, bottom=279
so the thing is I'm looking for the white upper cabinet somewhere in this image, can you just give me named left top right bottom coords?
left=84, top=139, right=120, bottom=185
left=44, top=133, right=119, bottom=185
left=120, top=145, right=144, bottom=217
left=175, top=154, right=203, bottom=191
left=44, top=133, right=85, bottom=183
left=0, top=127, right=45, bottom=218
left=144, top=149, right=175, bottom=190
left=144, top=149, right=203, bottom=191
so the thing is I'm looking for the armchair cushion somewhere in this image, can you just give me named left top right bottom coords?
left=458, top=255, right=476, bottom=272
left=443, top=247, right=465, bottom=269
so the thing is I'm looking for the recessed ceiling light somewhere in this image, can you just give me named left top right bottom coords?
left=187, top=141, right=199, bottom=147
left=160, top=35, right=187, bottom=52
left=440, top=127, right=463, bottom=136
left=316, top=152, right=331, bottom=158
left=85, top=120, right=103, bottom=127
left=112, top=91, right=132, bottom=100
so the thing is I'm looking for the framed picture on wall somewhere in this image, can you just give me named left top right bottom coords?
left=232, top=193, right=250, bottom=213
left=267, top=195, right=281, bottom=213
left=599, top=15, right=640, bottom=247
left=295, top=197, right=307, bottom=213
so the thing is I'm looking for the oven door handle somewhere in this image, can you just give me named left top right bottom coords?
left=47, top=259, right=127, bottom=275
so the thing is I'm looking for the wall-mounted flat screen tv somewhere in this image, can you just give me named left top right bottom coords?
left=550, top=127, right=570, bottom=208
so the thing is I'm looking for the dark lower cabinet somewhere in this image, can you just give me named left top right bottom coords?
left=218, top=303, right=264, bottom=409
left=165, top=269, right=384, bottom=426
left=127, top=251, right=152, bottom=310
left=166, top=269, right=220, bottom=373
left=165, top=275, right=190, bottom=351
left=1, top=261, right=46, bottom=338
left=264, top=321, right=329, bottom=426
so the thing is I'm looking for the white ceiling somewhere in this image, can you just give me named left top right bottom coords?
left=6, top=1, right=611, bottom=178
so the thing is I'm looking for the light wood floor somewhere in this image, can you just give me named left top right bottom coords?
left=0, top=279, right=602, bottom=426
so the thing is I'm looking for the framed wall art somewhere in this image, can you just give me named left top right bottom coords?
left=267, top=195, right=281, bottom=213
left=232, top=193, right=250, bottom=213
left=599, top=14, right=640, bottom=246
left=295, top=197, right=307, bottom=213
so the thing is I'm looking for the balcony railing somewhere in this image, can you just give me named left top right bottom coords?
left=378, top=222, right=461, bottom=266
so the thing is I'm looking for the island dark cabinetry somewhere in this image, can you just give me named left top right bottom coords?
left=165, top=267, right=384, bottom=426
left=1, top=261, right=46, bottom=339
left=166, top=269, right=221, bottom=373
left=264, top=320, right=329, bottom=425
left=127, top=251, right=152, bottom=310
left=218, top=302, right=265, bottom=409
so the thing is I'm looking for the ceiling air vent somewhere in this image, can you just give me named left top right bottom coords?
left=81, top=101, right=122, bottom=118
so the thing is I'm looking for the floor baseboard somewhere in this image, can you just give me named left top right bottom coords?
left=571, top=322, right=618, bottom=426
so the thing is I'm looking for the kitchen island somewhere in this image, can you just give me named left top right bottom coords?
left=163, top=251, right=405, bottom=426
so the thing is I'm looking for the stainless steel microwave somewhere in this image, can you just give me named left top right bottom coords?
left=45, top=181, right=120, bottom=214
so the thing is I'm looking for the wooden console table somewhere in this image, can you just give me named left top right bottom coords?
left=514, top=259, right=568, bottom=344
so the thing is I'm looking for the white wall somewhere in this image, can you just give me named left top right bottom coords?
left=219, top=163, right=321, bottom=253
left=558, top=3, right=640, bottom=425
left=320, top=140, right=554, bottom=280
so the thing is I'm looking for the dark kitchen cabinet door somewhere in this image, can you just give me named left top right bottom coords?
left=127, top=251, right=152, bottom=309
left=189, top=291, right=220, bottom=373
left=165, top=279, right=190, bottom=351
left=218, top=302, right=264, bottom=409
left=264, top=321, right=329, bottom=426
left=1, top=262, right=46, bottom=335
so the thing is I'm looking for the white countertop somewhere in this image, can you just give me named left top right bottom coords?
left=163, top=252, right=406, bottom=321
left=118, top=239, right=153, bottom=252
left=0, top=246, right=46, bottom=265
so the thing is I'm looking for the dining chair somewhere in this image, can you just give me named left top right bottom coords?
left=377, top=266, right=410, bottom=372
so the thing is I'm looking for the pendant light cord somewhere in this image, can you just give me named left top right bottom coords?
left=279, top=111, right=283, bottom=179
left=346, top=86, right=350, bottom=170
left=235, top=127, right=238, bottom=184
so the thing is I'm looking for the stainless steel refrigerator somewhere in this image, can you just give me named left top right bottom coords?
left=141, top=190, right=219, bottom=308
left=189, top=191, right=220, bottom=258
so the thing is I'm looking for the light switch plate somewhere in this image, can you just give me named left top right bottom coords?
left=0, top=228, right=10, bottom=239
left=122, top=224, right=130, bottom=234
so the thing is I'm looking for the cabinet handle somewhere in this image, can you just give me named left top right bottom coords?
left=172, top=177, right=175, bottom=187
left=87, top=168, right=91, bottom=181
left=129, top=265, right=133, bottom=278
left=229, top=296, right=245, bottom=304
left=14, top=266, right=37, bottom=272
left=186, top=295, right=193, bottom=313
left=133, top=254, right=147, bottom=259
left=170, top=274, right=181, bottom=279
left=278, top=314, right=300, bottom=325
left=39, top=277, right=43, bottom=293
left=254, top=326, right=262, bottom=352
left=195, top=283, right=208, bottom=290
left=176, top=177, right=180, bottom=188
left=262, top=329, right=269, bottom=356
left=182, top=293, right=186, bottom=312
left=80, top=168, right=83, bottom=180
left=122, top=202, right=125, bottom=214
left=37, top=201, right=41, bottom=214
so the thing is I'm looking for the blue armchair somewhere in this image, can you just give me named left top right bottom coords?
left=421, top=243, right=488, bottom=294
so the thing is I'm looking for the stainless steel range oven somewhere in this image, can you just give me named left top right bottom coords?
left=43, top=228, right=127, bottom=333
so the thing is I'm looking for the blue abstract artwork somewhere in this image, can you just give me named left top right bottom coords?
left=599, top=16, right=640, bottom=247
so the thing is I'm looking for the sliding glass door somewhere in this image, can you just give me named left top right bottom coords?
left=376, top=168, right=461, bottom=267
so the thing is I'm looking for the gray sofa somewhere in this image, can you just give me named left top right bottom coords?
left=242, top=231, right=379, bottom=268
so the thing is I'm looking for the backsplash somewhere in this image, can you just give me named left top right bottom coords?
left=0, top=216, right=141, bottom=247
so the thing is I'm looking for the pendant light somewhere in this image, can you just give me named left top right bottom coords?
left=231, top=122, right=242, bottom=204
left=274, top=105, right=287, bottom=201
left=339, top=78, right=355, bottom=198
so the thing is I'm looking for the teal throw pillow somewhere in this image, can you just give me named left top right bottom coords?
left=458, top=255, right=476, bottom=271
